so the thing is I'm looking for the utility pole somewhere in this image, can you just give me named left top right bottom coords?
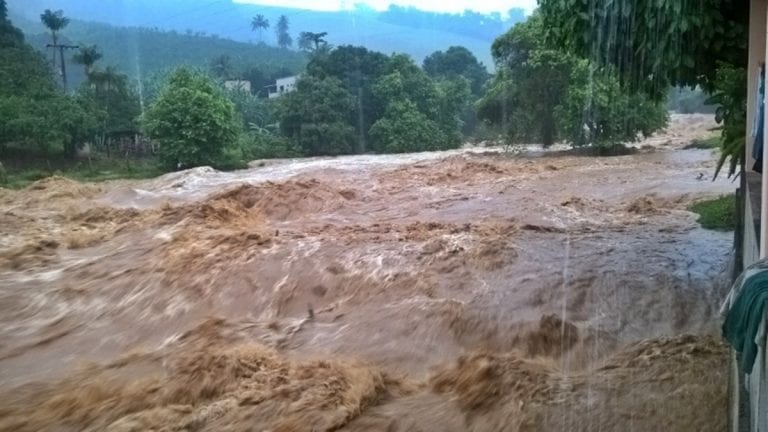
left=46, top=43, right=78, bottom=91
left=348, top=70, right=367, bottom=154
left=357, top=85, right=366, bottom=154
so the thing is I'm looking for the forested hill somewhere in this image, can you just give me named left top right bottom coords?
left=7, top=11, right=307, bottom=91
left=8, top=0, right=525, bottom=67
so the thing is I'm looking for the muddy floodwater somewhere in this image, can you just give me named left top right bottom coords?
left=0, top=115, right=735, bottom=431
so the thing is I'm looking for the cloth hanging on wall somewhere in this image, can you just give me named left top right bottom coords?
left=723, top=259, right=768, bottom=374
left=753, top=64, right=765, bottom=173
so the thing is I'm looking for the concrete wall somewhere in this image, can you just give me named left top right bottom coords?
left=268, top=76, right=298, bottom=99
left=734, top=3, right=767, bottom=431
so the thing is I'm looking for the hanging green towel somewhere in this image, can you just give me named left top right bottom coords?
left=723, top=270, right=768, bottom=374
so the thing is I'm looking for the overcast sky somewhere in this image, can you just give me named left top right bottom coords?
left=234, top=0, right=537, bottom=16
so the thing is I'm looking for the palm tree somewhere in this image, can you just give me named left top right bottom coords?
left=89, top=66, right=123, bottom=92
left=250, top=14, right=269, bottom=43
left=40, top=9, right=69, bottom=66
left=298, top=31, right=328, bottom=52
left=275, top=15, right=292, bottom=49
left=72, top=45, right=102, bottom=77
left=210, top=54, right=233, bottom=80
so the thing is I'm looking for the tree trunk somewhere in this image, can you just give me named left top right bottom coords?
left=541, top=108, right=555, bottom=148
left=357, top=86, right=366, bottom=153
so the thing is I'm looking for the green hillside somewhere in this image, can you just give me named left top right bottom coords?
left=8, top=1, right=523, bottom=69
left=10, top=12, right=307, bottom=92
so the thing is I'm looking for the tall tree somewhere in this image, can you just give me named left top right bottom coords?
left=144, top=67, right=240, bottom=169
left=275, top=76, right=355, bottom=156
left=369, top=99, right=444, bottom=153
left=478, top=16, right=573, bottom=147
left=370, top=54, right=463, bottom=152
left=423, top=46, right=489, bottom=136
left=3, top=3, right=96, bottom=158
left=478, top=13, right=666, bottom=148
left=72, top=44, right=102, bottom=76
left=250, top=15, right=269, bottom=43
left=423, top=46, right=489, bottom=96
left=298, top=31, right=328, bottom=52
left=209, top=54, right=233, bottom=80
left=275, top=15, right=292, bottom=49
left=40, top=9, right=69, bottom=72
left=0, top=0, right=24, bottom=46
left=77, top=66, right=141, bottom=153
left=538, top=0, right=748, bottom=175
left=538, top=0, right=747, bottom=99
left=306, top=45, right=389, bottom=152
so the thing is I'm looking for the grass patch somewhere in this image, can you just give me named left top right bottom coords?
left=684, top=136, right=720, bottom=150
left=688, top=194, right=736, bottom=231
left=2, top=158, right=164, bottom=189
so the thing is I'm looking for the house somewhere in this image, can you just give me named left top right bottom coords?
left=224, top=80, right=251, bottom=93
left=729, top=2, right=768, bottom=430
left=267, top=76, right=298, bottom=99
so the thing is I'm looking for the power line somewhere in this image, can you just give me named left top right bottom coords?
left=46, top=43, right=79, bottom=90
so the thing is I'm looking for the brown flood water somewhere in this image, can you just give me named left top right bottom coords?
left=0, top=115, right=735, bottom=431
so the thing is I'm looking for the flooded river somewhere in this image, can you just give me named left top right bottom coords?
left=0, top=115, right=735, bottom=431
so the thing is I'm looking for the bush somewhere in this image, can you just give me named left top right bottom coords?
left=369, top=100, right=446, bottom=153
left=239, top=132, right=302, bottom=160
left=143, top=67, right=240, bottom=169
left=689, top=195, right=736, bottom=231
left=684, top=136, right=720, bottom=150
left=274, top=76, right=357, bottom=156
left=557, top=61, right=668, bottom=148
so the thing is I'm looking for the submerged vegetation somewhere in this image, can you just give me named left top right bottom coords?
left=689, top=195, right=737, bottom=231
left=684, top=136, right=721, bottom=150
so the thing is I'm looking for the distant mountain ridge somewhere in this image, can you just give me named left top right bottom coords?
left=8, top=0, right=525, bottom=67
left=7, top=11, right=308, bottom=93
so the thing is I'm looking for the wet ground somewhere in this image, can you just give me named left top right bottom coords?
left=0, top=115, right=735, bottom=431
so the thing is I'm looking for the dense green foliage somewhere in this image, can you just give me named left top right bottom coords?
left=12, top=16, right=307, bottom=91
left=298, top=32, right=328, bottom=52
left=423, top=46, right=489, bottom=96
left=479, top=17, right=573, bottom=147
left=557, top=61, right=668, bottom=148
left=478, top=15, right=667, bottom=148
left=423, top=46, right=488, bottom=136
left=274, top=76, right=356, bottom=156
left=143, top=68, right=240, bottom=169
left=369, top=100, right=445, bottom=153
left=0, top=1, right=95, bottom=158
left=4, top=4, right=487, bottom=178
left=538, top=0, right=748, bottom=175
left=10, top=1, right=525, bottom=67
left=706, top=64, right=748, bottom=178
left=74, top=47, right=142, bottom=151
left=2, top=157, right=162, bottom=189
left=689, top=195, right=737, bottom=231
left=292, top=47, right=470, bottom=155
left=537, top=0, right=747, bottom=98
left=372, top=54, right=468, bottom=151
left=238, top=132, right=301, bottom=161
left=306, top=46, right=389, bottom=152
